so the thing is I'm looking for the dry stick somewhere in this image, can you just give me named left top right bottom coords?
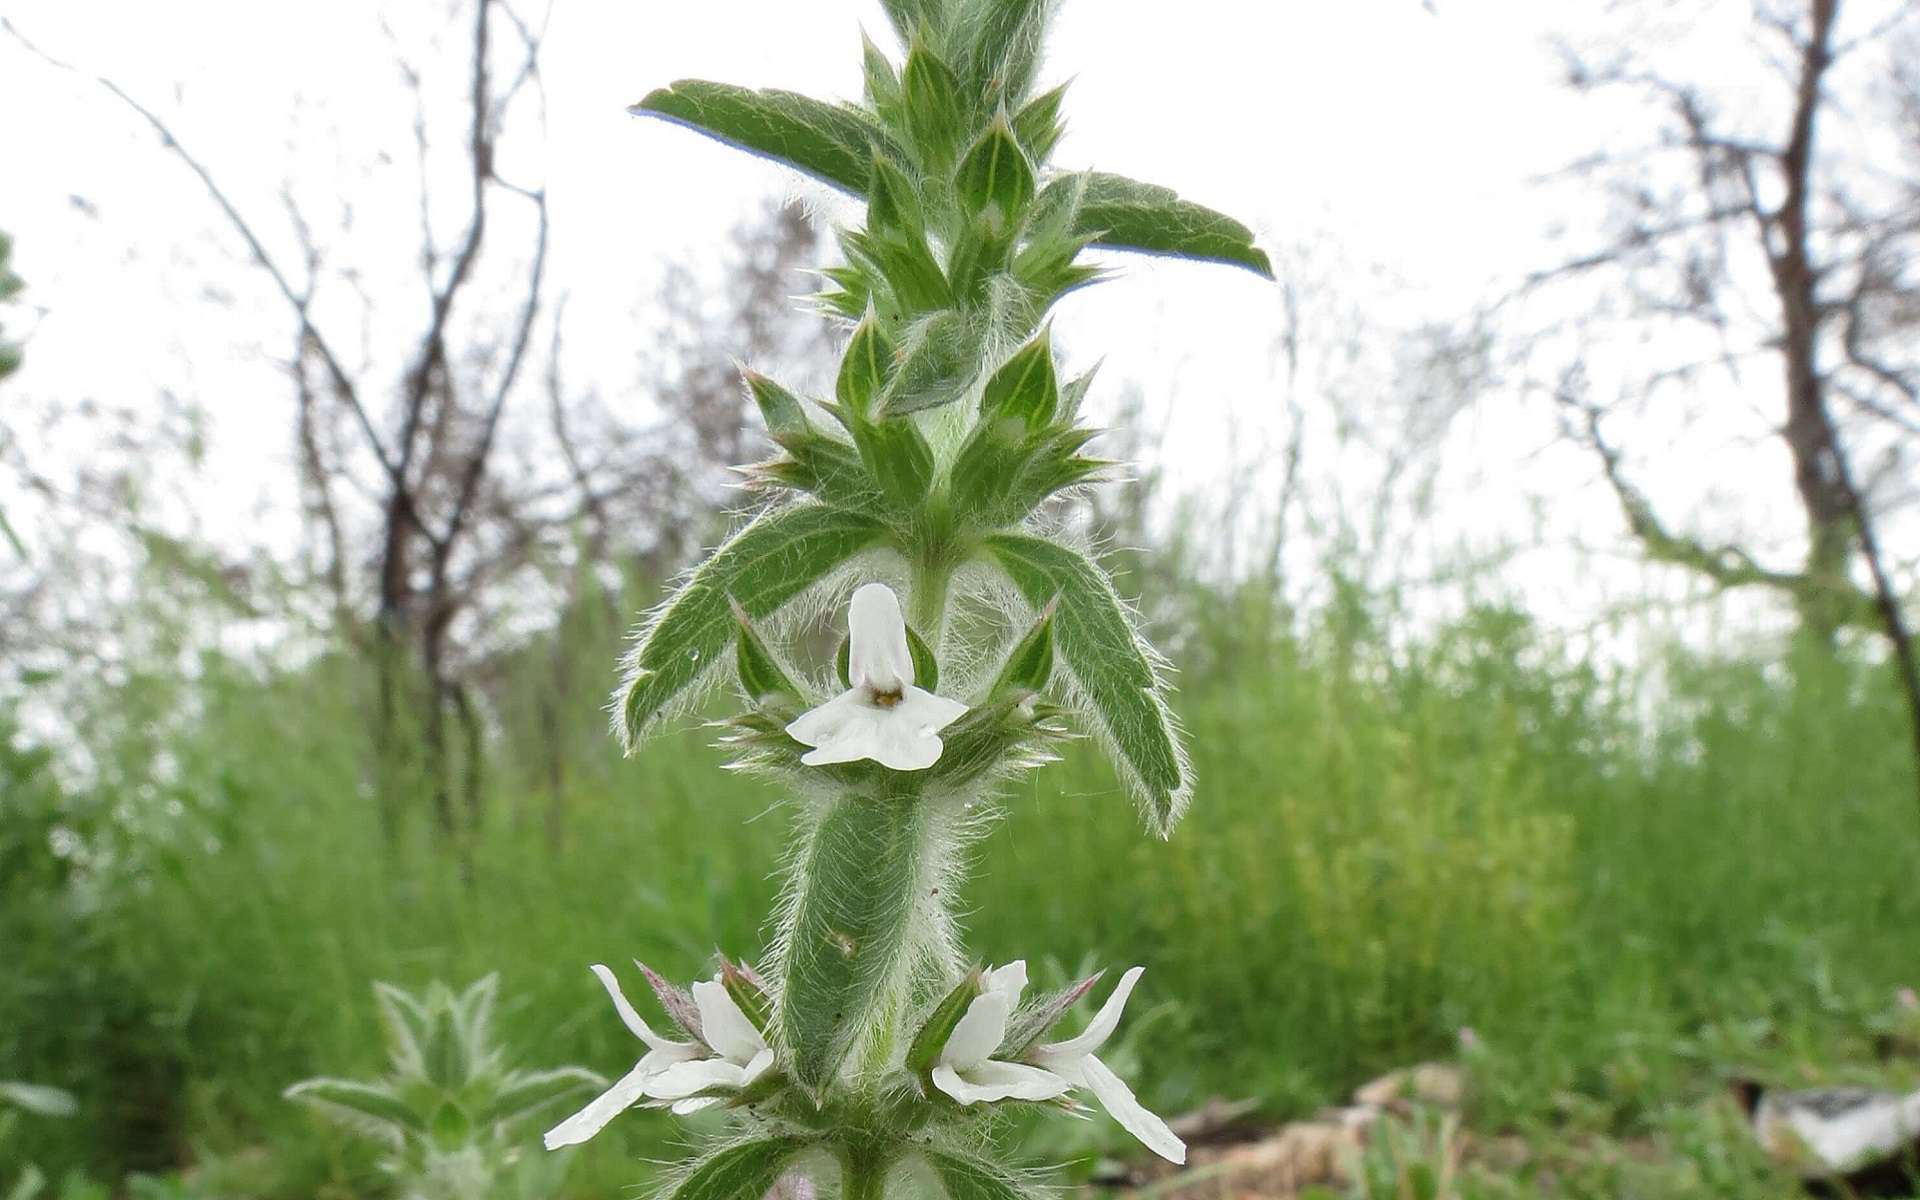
left=1815, top=407, right=1920, bottom=812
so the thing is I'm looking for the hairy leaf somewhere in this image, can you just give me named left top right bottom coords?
left=632, top=81, right=892, bottom=195
left=618, top=506, right=891, bottom=750
left=982, top=535, right=1188, bottom=834
left=780, top=784, right=927, bottom=1093
left=926, top=1149, right=1045, bottom=1200
left=668, top=1136, right=812, bottom=1200
left=1044, top=170, right=1273, bottom=278
left=284, top=1078, right=424, bottom=1136
left=483, top=1068, right=603, bottom=1125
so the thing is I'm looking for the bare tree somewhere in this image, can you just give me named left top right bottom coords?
left=6, top=2, right=555, bottom=846
left=1530, top=0, right=1920, bottom=796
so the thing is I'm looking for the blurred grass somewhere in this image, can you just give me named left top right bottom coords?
left=4, top=569, right=1918, bottom=1196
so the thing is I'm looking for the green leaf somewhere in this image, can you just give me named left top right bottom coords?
left=483, top=1068, right=603, bottom=1125
left=667, top=1136, right=811, bottom=1200
left=720, top=957, right=774, bottom=1039
left=618, top=506, right=891, bottom=751
left=902, top=39, right=967, bottom=171
left=881, top=312, right=975, bottom=416
left=780, top=784, right=927, bottom=1093
left=905, top=970, right=985, bottom=1078
left=992, top=600, right=1056, bottom=694
left=981, top=535, right=1189, bottom=834
left=955, top=114, right=1036, bottom=226
left=956, top=0, right=1052, bottom=106
left=733, top=602, right=803, bottom=708
left=747, top=370, right=810, bottom=439
left=925, top=1149, right=1045, bottom=1200
left=980, top=331, right=1057, bottom=428
left=632, top=81, right=893, bottom=195
left=862, top=33, right=902, bottom=117
left=284, top=1078, right=425, bottom=1136
left=837, top=315, right=896, bottom=417
left=868, top=156, right=928, bottom=241
left=423, top=1005, right=469, bottom=1089
left=1046, top=170, right=1273, bottom=278
left=1012, top=82, right=1068, bottom=163
left=372, top=982, right=432, bottom=1077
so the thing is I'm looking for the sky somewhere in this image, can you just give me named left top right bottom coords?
left=1, top=0, right=1910, bottom=662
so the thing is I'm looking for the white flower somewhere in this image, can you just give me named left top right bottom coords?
left=784, top=583, right=967, bottom=771
left=1031, top=967, right=1187, bottom=1165
left=543, top=966, right=775, bottom=1150
left=930, top=961, right=1072, bottom=1106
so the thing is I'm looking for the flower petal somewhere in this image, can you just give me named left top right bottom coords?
left=982, top=960, right=1029, bottom=1005
left=646, top=1056, right=749, bottom=1100
left=589, top=964, right=697, bottom=1055
left=691, top=979, right=766, bottom=1064
left=868, top=713, right=946, bottom=771
left=960, top=1060, right=1073, bottom=1103
left=848, top=583, right=914, bottom=692
left=896, top=684, right=968, bottom=732
left=1077, top=1054, right=1186, bottom=1165
left=670, top=1095, right=722, bottom=1115
left=942, top=991, right=1013, bottom=1070
left=1036, top=966, right=1142, bottom=1061
left=542, top=1060, right=652, bottom=1150
left=785, top=689, right=867, bottom=752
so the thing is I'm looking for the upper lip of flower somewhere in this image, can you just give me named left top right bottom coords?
left=783, top=582, right=968, bottom=772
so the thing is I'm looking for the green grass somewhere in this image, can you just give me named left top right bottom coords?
left=4, top=571, right=1918, bottom=1197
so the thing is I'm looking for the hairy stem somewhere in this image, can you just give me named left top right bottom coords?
left=840, top=1147, right=892, bottom=1200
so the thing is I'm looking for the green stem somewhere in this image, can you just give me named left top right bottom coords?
left=910, top=555, right=954, bottom=651
left=841, top=1148, right=892, bottom=1200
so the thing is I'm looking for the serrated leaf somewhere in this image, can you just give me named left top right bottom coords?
left=780, top=784, right=927, bottom=1093
left=632, top=81, right=893, bottom=195
left=483, top=1068, right=603, bottom=1125
left=618, top=506, right=891, bottom=751
left=1044, top=170, right=1273, bottom=278
left=284, top=1078, right=425, bottom=1136
left=955, top=115, right=1035, bottom=225
left=982, top=535, right=1188, bottom=834
left=668, top=1137, right=811, bottom=1200
left=925, top=1149, right=1045, bottom=1200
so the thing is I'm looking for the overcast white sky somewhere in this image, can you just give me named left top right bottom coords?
left=3, top=0, right=1910, bottom=659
